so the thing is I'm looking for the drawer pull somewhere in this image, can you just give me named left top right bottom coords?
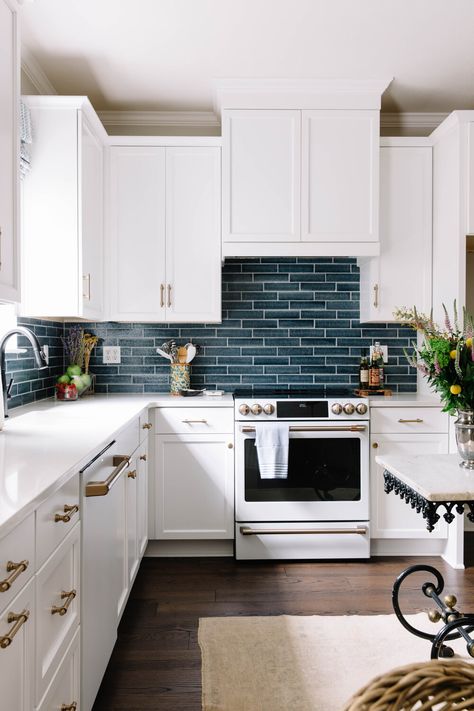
left=398, top=418, right=424, bottom=423
left=139, top=454, right=147, bottom=461
left=142, top=423, right=152, bottom=430
left=0, top=609, right=29, bottom=649
left=61, top=704, right=77, bottom=711
left=54, top=504, right=79, bottom=523
left=182, top=419, right=208, bottom=424
left=0, top=560, right=29, bottom=593
left=85, top=455, right=130, bottom=497
left=51, top=589, right=76, bottom=616
left=128, top=469, right=137, bottom=479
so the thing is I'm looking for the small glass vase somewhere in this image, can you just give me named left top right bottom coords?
left=454, top=410, right=474, bottom=469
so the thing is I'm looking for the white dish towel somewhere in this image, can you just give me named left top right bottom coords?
left=254, top=423, right=290, bottom=479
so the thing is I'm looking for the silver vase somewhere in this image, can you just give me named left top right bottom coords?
left=455, top=410, right=474, bottom=469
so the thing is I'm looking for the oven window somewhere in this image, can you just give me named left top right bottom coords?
left=244, top=437, right=361, bottom=502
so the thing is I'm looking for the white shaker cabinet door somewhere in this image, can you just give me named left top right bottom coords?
left=0, top=577, right=34, bottom=711
left=108, top=146, right=166, bottom=321
left=155, top=434, right=234, bottom=539
left=371, top=433, right=449, bottom=539
left=165, top=147, right=221, bottom=322
left=0, top=0, right=19, bottom=302
left=302, top=110, right=379, bottom=243
left=223, top=110, right=301, bottom=242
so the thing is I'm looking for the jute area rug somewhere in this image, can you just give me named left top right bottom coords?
left=199, top=613, right=469, bottom=711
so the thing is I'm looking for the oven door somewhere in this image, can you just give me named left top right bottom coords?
left=235, top=422, right=369, bottom=522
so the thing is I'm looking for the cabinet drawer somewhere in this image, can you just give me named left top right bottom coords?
left=371, top=407, right=448, bottom=434
left=0, top=513, right=34, bottom=615
left=36, top=523, right=80, bottom=704
left=155, top=407, right=234, bottom=434
left=36, top=627, right=80, bottom=711
left=36, top=474, right=79, bottom=569
left=139, top=410, right=153, bottom=440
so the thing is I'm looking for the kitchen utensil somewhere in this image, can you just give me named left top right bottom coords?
left=177, top=346, right=188, bottom=364
left=156, top=347, right=173, bottom=362
left=185, top=343, right=197, bottom=363
left=170, top=345, right=178, bottom=363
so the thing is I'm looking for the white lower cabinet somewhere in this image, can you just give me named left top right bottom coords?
left=37, top=627, right=80, bottom=711
left=35, top=523, right=80, bottom=704
left=0, top=576, right=35, bottom=711
left=136, top=441, right=149, bottom=560
left=155, top=433, right=234, bottom=539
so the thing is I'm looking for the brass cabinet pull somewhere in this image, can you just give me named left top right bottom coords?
left=240, top=526, right=368, bottom=536
left=51, top=589, right=76, bottom=616
left=182, top=419, right=208, bottom=424
left=160, top=283, right=165, bottom=308
left=82, top=273, right=91, bottom=300
left=61, top=704, right=77, bottom=711
left=398, top=418, right=424, bottom=423
left=127, top=469, right=137, bottom=479
left=0, top=609, right=29, bottom=649
left=85, top=455, right=130, bottom=497
left=167, top=284, right=172, bottom=307
left=142, top=422, right=152, bottom=430
left=372, top=442, right=379, bottom=449
left=139, top=453, right=147, bottom=461
left=54, top=504, right=79, bottom=523
left=373, top=283, right=379, bottom=308
left=0, top=561, right=29, bottom=593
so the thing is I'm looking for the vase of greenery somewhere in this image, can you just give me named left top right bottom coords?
left=394, top=303, right=474, bottom=468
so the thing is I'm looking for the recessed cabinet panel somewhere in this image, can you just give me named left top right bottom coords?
left=109, top=146, right=166, bottom=320
left=0, top=577, right=34, bottom=711
left=223, top=110, right=301, bottom=242
left=36, top=628, right=80, bottom=711
left=302, top=110, right=378, bottom=242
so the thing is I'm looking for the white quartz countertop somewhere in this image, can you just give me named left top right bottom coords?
left=369, top=393, right=443, bottom=408
left=0, top=392, right=233, bottom=536
left=375, top=453, right=474, bottom=501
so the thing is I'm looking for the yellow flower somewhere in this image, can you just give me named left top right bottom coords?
left=466, top=338, right=473, bottom=348
left=450, top=384, right=462, bottom=395
left=450, top=349, right=457, bottom=359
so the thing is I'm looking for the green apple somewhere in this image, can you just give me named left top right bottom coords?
left=67, top=364, right=82, bottom=378
left=81, top=374, right=92, bottom=388
left=57, top=374, right=70, bottom=384
left=71, top=375, right=86, bottom=392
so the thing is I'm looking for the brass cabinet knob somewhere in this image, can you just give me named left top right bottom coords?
left=139, top=454, right=147, bottom=461
left=128, top=470, right=137, bottom=479
left=372, top=442, right=378, bottom=449
left=227, top=443, right=234, bottom=449
left=142, top=423, right=152, bottom=430
left=61, top=704, right=77, bottom=711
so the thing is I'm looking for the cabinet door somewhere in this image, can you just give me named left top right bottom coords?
left=81, top=114, right=104, bottom=319
left=371, top=433, right=449, bottom=539
left=223, top=110, right=301, bottom=242
left=302, top=110, right=379, bottom=243
left=136, top=441, right=149, bottom=558
left=165, top=147, right=221, bottom=322
left=36, top=627, right=80, bottom=711
left=0, top=577, right=34, bottom=711
left=108, top=146, right=166, bottom=320
left=155, top=434, right=234, bottom=539
left=359, top=145, right=432, bottom=322
left=0, top=0, right=20, bottom=302
left=126, top=457, right=139, bottom=588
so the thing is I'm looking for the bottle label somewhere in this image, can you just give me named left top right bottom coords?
left=369, top=367, right=380, bottom=388
left=360, top=370, right=369, bottom=385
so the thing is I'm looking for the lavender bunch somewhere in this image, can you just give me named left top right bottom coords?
left=61, top=326, right=85, bottom=368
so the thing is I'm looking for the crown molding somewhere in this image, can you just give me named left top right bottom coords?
left=98, top=110, right=220, bottom=130
left=380, top=112, right=448, bottom=131
left=21, top=47, right=57, bottom=95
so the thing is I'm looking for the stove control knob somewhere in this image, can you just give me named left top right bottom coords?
left=331, top=403, right=343, bottom=415
left=263, top=404, right=275, bottom=415
left=356, top=403, right=368, bottom=415
left=251, top=404, right=263, bottom=415
left=343, top=403, right=355, bottom=415
left=239, top=404, right=250, bottom=416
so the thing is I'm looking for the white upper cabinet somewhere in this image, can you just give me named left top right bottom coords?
left=222, top=110, right=301, bottom=243
left=359, top=140, right=432, bottom=322
left=21, top=97, right=106, bottom=320
left=0, top=0, right=20, bottom=302
left=302, top=110, right=379, bottom=243
left=107, top=142, right=221, bottom=323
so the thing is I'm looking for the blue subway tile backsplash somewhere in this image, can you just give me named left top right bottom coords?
left=9, top=258, right=417, bottom=407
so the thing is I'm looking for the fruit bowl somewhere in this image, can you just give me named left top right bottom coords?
left=56, top=365, right=95, bottom=400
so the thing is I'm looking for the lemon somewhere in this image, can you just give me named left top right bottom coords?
left=467, top=338, right=473, bottom=348
left=450, top=350, right=457, bottom=359
left=450, top=384, right=462, bottom=395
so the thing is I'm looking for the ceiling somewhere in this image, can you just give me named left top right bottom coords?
left=19, top=0, right=474, bottom=118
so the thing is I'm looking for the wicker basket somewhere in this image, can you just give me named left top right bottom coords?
left=343, top=660, right=474, bottom=711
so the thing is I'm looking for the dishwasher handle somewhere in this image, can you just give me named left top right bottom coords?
left=85, top=455, right=130, bottom=497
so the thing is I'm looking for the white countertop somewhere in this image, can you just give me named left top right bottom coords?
left=375, top=453, right=474, bottom=501
left=369, top=393, right=443, bottom=408
left=0, top=392, right=233, bottom=536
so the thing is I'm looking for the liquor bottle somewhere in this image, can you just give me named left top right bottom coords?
left=359, top=350, right=369, bottom=389
left=369, top=348, right=380, bottom=390
left=374, top=341, right=385, bottom=388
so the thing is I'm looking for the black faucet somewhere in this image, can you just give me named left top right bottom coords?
left=0, top=327, right=48, bottom=417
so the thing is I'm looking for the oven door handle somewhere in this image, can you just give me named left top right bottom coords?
left=240, top=425, right=367, bottom=433
left=239, top=526, right=368, bottom=536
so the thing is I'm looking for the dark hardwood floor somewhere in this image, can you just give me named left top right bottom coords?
left=92, top=538, right=474, bottom=711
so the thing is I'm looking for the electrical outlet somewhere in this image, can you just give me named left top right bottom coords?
left=42, top=345, right=49, bottom=365
left=370, top=345, right=388, bottom=363
left=103, top=346, right=121, bottom=364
